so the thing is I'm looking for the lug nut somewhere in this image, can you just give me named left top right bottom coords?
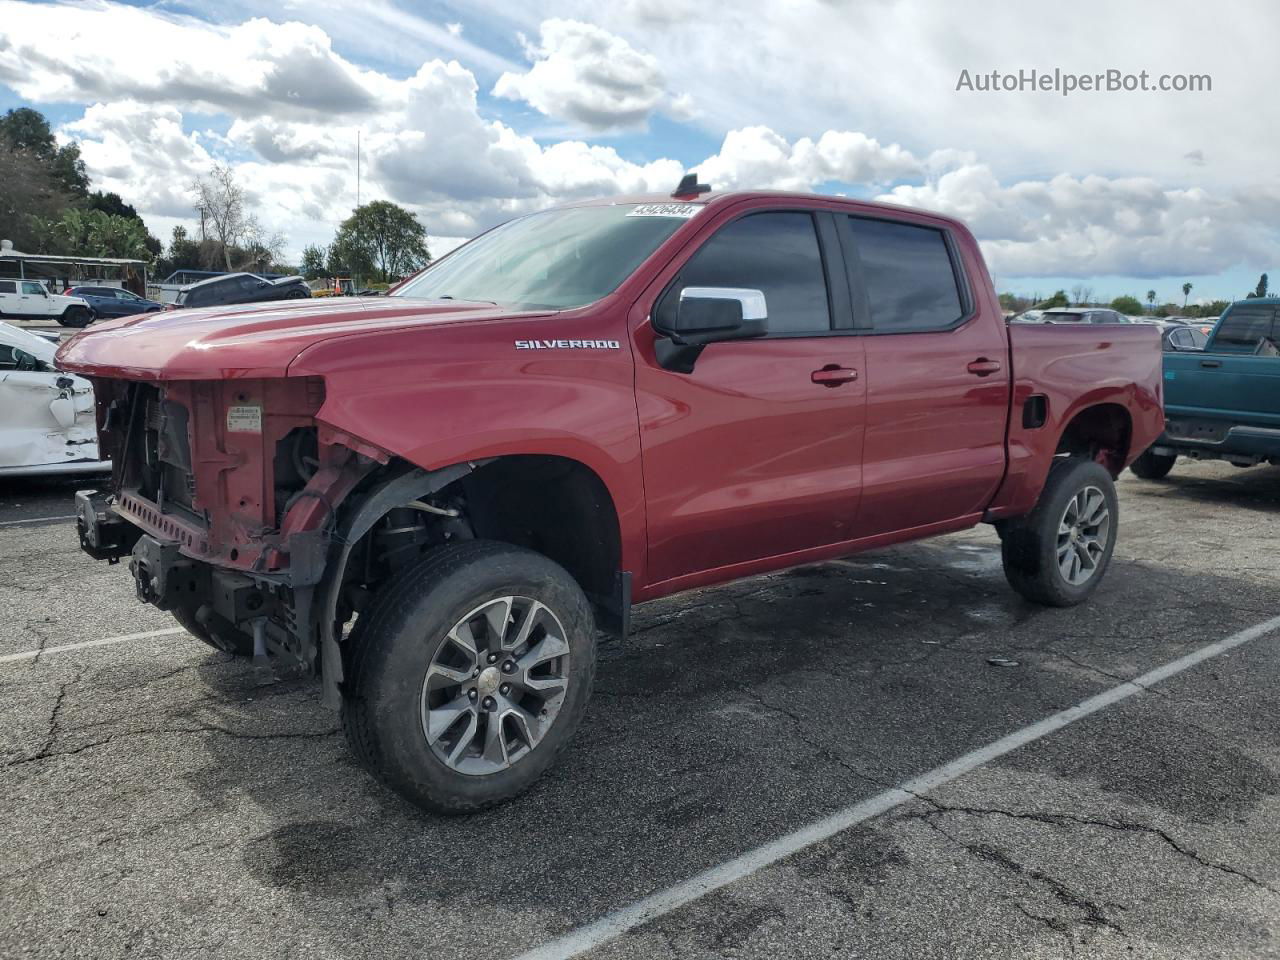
left=472, top=667, right=481, bottom=677
left=468, top=688, right=478, bottom=702
left=482, top=696, right=496, bottom=711
left=501, top=660, right=516, bottom=674
left=487, top=652, right=499, bottom=664
left=499, top=683, right=511, bottom=696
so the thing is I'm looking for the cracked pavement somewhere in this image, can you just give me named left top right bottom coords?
left=4, top=462, right=1280, bottom=958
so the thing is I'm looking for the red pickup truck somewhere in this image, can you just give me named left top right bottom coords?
left=58, top=183, right=1163, bottom=813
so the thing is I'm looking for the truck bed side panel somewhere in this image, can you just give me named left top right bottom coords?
left=988, top=324, right=1164, bottom=518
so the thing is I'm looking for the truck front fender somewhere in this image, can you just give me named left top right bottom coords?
left=314, top=460, right=483, bottom=708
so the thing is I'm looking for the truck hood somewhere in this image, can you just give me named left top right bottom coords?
left=56, top=297, right=547, bottom=380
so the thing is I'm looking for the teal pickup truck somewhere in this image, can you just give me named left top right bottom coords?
left=1131, top=297, right=1280, bottom=479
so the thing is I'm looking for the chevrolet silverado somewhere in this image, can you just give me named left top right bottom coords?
left=58, top=182, right=1164, bottom=813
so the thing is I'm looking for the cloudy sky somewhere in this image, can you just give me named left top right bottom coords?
left=1, top=0, right=1276, bottom=303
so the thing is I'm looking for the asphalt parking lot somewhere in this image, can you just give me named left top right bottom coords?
left=3, top=461, right=1280, bottom=959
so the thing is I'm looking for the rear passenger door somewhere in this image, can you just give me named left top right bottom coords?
left=635, top=207, right=867, bottom=585
left=843, top=215, right=1011, bottom=538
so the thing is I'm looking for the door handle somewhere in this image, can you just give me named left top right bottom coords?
left=1200, top=359, right=1222, bottom=368
left=967, top=358, right=1002, bottom=376
left=811, top=365, right=858, bottom=387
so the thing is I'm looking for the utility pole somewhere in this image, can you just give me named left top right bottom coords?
left=356, top=130, right=361, bottom=211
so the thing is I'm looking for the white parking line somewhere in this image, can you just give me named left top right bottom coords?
left=0, top=627, right=186, bottom=665
left=512, top=612, right=1280, bottom=960
left=0, top=514, right=77, bottom=527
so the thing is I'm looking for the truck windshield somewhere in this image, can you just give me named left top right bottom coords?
left=392, top=204, right=698, bottom=310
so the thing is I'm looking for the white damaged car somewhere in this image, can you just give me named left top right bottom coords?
left=0, top=321, right=110, bottom=477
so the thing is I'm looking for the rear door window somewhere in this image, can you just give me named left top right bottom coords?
left=0, top=281, right=15, bottom=294
left=846, top=217, right=965, bottom=332
left=1212, top=306, right=1277, bottom=353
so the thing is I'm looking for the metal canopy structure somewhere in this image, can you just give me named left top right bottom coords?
left=0, top=239, right=148, bottom=290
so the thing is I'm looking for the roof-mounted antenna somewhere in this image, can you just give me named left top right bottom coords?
left=671, top=172, right=711, bottom=198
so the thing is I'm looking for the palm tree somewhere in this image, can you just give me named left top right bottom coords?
left=1182, top=282, right=1193, bottom=308
left=1146, top=290, right=1156, bottom=314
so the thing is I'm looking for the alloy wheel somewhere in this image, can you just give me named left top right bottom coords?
left=1056, top=485, right=1111, bottom=586
left=420, top=596, right=570, bottom=776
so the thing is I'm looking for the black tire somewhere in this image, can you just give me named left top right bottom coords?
left=341, top=540, right=596, bottom=814
left=1129, top=448, right=1176, bottom=480
left=1000, top=458, right=1119, bottom=607
left=58, top=306, right=92, bottom=328
left=286, top=289, right=309, bottom=299
left=171, top=604, right=255, bottom=656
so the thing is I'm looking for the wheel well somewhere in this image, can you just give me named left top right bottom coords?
left=336, top=454, right=624, bottom=630
left=456, top=455, right=623, bottom=604
left=1055, top=403, right=1132, bottom=475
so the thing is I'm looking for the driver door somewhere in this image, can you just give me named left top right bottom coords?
left=634, top=207, right=866, bottom=587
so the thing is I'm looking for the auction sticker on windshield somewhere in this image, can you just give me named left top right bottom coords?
left=626, top=203, right=703, bottom=218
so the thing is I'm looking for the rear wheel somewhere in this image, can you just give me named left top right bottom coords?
left=1129, top=448, right=1176, bottom=480
left=171, top=604, right=255, bottom=656
left=341, top=540, right=596, bottom=814
left=58, top=306, right=92, bottom=328
left=1000, top=458, right=1119, bottom=607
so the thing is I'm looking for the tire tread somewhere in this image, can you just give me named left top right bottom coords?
left=340, top=540, right=595, bottom=814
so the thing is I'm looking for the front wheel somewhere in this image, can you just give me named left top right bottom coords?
left=1129, top=448, right=1176, bottom=480
left=1000, top=458, right=1119, bottom=607
left=58, top=306, right=92, bottom=328
left=341, top=540, right=597, bottom=814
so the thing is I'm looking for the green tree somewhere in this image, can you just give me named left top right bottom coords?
left=300, top=244, right=328, bottom=280
left=0, top=145, right=72, bottom=251
left=1181, top=282, right=1193, bottom=308
left=331, top=201, right=430, bottom=282
left=1036, top=290, right=1069, bottom=309
left=0, top=107, right=89, bottom=196
left=166, top=225, right=202, bottom=271
left=1247, top=273, right=1269, bottom=299
left=87, top=190, right=160, bottom=256
left=1110, top=295, right=1144, bottom=315
left=35, top=209, right=151, bottom=259
left=1146, top=289, right=1157, bottom=312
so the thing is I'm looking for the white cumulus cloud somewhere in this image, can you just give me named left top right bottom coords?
left=492, top=19, right=688, bottom=130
